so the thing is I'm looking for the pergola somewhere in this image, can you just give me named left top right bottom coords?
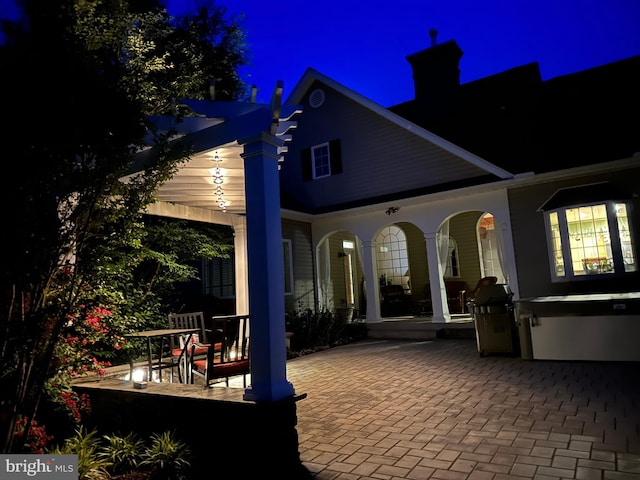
left=132, top=83, right=302, bottom=402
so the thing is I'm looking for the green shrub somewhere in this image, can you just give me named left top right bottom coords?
left=48, top=427, right=110, bottom=480
left=99, top=433, right=145, bottom=476
left=140, top=431, right=191, bottom=480
left=286, top=309, right=367, bottom=355
left=48, top=428, right=191, bottom=480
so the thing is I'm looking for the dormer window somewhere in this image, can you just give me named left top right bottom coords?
left=539, top=183, right=637, bottom=281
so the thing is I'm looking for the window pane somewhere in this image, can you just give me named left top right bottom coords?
left=312, top=144, right=330, bottom=178
left=376, top=225, right=410, bottom=292
left=616, top=203, right=637, bottom=272
left=566, top=205, right=613, bottom=276
left=548, top=212, right=565, bottom=277
left=203, top=257, right=235, bottom=297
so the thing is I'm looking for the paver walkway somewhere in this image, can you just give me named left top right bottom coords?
left=285, top=338, right=640, bottom=480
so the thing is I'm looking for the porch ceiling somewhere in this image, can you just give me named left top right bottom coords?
left=144, top=92, right=300, bottom=219
left=155, top=141, right=248, bottom=216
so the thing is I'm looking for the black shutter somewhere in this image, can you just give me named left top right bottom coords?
left=301, top=147, right=312, bottom=181
left=329, top=139, right=342, bottom=175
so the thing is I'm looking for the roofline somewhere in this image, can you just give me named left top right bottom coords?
left=297, top=156, right=639, bottom=220
left=284, top=67, right=515, bottom=180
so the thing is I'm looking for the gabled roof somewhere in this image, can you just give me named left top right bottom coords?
left=389, top=52, right=640, bottom=175
left=285, top=67, right=515, bottom=180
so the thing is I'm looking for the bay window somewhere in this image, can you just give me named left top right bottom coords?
left=544, top=200, right=636, bottom=280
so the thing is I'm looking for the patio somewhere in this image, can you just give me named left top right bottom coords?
left=74, top=334, right=640, bottom=479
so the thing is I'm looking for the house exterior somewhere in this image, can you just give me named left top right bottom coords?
left=145, top=35, right=638, bottom=365
left=277, top=35, right=640, bottom=361
left=103, top=34, right=640, bottom=473
left=96, top=33, right=640, bottom=475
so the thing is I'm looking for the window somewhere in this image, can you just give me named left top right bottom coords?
left=312, top=143, right=331, bottom=179
left=544, top=202, right=636, bottom=280
left=301, top=139, right=343, bottom=181
left=283, top=239, right=294, bottom=295
left=342, top=240, right=356, bottom=305
left=203, top=257, right=235, bottom=298
left=444, top=238, right=460, bottom=277
left=376, top=225, right=410, bottom=292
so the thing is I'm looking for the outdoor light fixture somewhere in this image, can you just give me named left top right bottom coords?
left=131, top=368, right=148, bottom=389
left=385, top=207, right=399, bottom=215
left=211, top=150, right=227, bottom=211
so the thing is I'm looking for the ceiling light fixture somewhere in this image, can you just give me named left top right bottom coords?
left=211, top=150, right=226, bottom=211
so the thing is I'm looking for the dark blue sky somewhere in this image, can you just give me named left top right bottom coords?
left=3, top=0, right=639, bottom=107
left=214, top=0, right=640, bottom=106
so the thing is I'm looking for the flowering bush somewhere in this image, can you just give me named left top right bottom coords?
left=45, top=305, right=126, bottom=425
left=14, top=415, right=54, bottom=454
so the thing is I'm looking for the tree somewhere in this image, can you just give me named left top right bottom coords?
left=0, top=0, right=247, bottom=452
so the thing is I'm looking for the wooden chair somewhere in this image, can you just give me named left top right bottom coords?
left=167, top=311, right=218, bottom=382
left=461, top=276, right=498, bottom=312
left=190, top=314, right=250, bottom=388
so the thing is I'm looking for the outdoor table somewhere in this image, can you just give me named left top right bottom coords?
left=125, top=328, right=199, bottom=382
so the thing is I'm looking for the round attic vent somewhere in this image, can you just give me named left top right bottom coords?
left=308, top=88, right=325, bottom=108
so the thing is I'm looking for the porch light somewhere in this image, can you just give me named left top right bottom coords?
left=212, top=169, right=224, bottom=184
left=130, top=368, right=146, bottom=384
left=211, top=150, right=226, bottom=211
left=385, top=207, right=399, bottom=215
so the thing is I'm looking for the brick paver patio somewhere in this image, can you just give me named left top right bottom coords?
left=286, top=338, right=640, bottom=480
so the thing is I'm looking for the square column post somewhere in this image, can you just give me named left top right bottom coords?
left=240, top=131, right=295, bottom=402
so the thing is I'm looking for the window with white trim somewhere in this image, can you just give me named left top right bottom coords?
left=376, top=225, right=411, bottom=292
left=312, top=143, right=331, bottom=179
left=301, top=139, right=342, bottom=181
left=544, top=202, right=636, bottom=280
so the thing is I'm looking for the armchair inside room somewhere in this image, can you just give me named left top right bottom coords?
left=190, top=314, right=250, bottom=388
left=380, top=284, right=411, bottom=317
left=461, top=276, right=498, bottom=313
left=417, top=279, right=470, bottom=315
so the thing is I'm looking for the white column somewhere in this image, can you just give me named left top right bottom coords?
left=425, top=232, right=451, bottom=323
left=361, top=240, right=382, bottom=323
left=232, top=217, right=249, bottom=316
left=240, top=131, right=295, bottom=402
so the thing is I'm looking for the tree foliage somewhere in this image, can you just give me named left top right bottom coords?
left=0, top=0, right=246, bottom=452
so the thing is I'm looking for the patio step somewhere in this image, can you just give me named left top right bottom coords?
left=367, top=319, right=475, bottom=341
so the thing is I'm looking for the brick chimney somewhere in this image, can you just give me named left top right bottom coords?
left=405, top=29, right=463, bottom=118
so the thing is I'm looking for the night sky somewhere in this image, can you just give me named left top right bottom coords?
left=214, top=0, right=640, bottom=106
left=3, top=0, right=639, bottom=106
